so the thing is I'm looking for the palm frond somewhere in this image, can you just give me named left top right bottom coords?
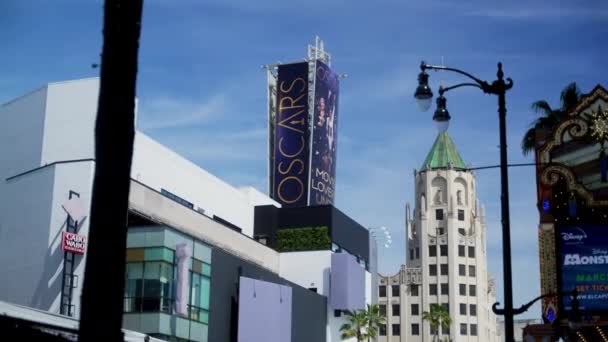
left=531, top=100, right=554, bottom=117
left=560, top=82, right=581, bottom=111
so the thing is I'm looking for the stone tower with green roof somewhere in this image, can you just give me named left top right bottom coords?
left=379, top=130, right=500, bottom=342
left=421, top=132, right=467, bottom=170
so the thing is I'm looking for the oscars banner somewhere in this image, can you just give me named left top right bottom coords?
left=272, top=62, right=310, bottom=208
left=309, top=60, right=339, bottom=205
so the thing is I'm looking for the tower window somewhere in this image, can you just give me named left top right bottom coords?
left=458, top=245, right=465, bottom=257
left=441, top=283, right=449, bottom=295
left=436, top=209, right=444, bottom=220
left=459, top=264, right=466, bottom=276
left=430, top=284, right=437, bottom=295
left=440, top=245, right=448, bottom=256
left=458, top=209, right=465, bottom=221
left=468, top=246, right=475, bottom=258
left=429, top=245, right=437, bottom=257
left=379, top=285, right=386, bottom=297
left=458, top=228, right=466, bottom=235
left=392, top=285, right=400, bottom=297
left=469, top=265, right=476, bottom=277
left=460, top=303, right=467, bottom=315
left=429, top=264, right=437, bottom=276
left=411, top=285, right=419, bottom=296
left=440, top=264, right=448, bottom=275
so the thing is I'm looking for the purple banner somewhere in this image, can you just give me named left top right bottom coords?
left=310, top=61, right=339, bottom=205
left=272, top=62, right=310, bottom=208
left=330, top=253, right=365, bottom=311
left=238, top=276, right=292, bottom=342
left=174, top=243, right=191, bottom=316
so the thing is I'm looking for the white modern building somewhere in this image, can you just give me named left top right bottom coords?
left=0, top=78, right=374, bottom=342
left=378, top=131, right=499, bottom=342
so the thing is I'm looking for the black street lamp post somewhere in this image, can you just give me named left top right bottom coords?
left=414, top=61, right=515, bottom=341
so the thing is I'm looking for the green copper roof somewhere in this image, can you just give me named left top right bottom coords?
left=421, top=132, right=467, bottom=170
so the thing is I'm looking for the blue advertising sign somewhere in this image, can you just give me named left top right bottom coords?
left=309, top=61, right=339, bottom=205
left=272, top=62, right=310, bottom=207
left=559, top=225, right=608, bottom=311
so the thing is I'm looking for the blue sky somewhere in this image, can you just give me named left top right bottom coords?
left=2, top=0, right=608, bottom=320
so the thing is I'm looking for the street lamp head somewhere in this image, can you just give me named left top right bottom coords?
left=433, top=94, right=451, bottom=133
left=414, top=70, right=433, bottom=112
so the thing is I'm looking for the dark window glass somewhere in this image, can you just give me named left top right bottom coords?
left=440, top=264, right=448, bottom=275
left=410, top=249, right=414, bottom=260
left=437, top=227, right=445, bottom=235
left=459, top=284, right=466, bottom=295
left=460, top=323, right=467, bottom=335
left=470, top=324, right=478, bottom=336
left=470, top=304, right=477, bottom=316
left=416, top=247, right=420, bottom=259
left=458, top=228, right=466, bottom=235
left=392, top=324, right=400, bottom=336
left=459, top=264, right=466, bottom=276
left=458, top=209, right=465, bottom=221
left=430, top=284, right=437, bottom=295
left=469, top=265, right=476, bottom=277
left=458, top=245, right=465, bottom=257
left=468, top=246, right=475, bottom=258
left=441, top=283, right=448, bottom=295
left=411, top=304, right=419, bottom=315
left=379, top=304, right=386, bottom=316
left=380, top=324, right=386, bottom=336
left=411, top=285, right=419, bottom=296
left=460, top=303, right=467, bottom=315
left=429, top=245, right=437, bottom=257
left=440, top=245, right=448, bottom=256
left=442, top=303, right=449, bottom=313
left=379, top=285, right=386, bottom=297
left=392, top=304, right=400, bottom=316
left=436, top=209, right=443, bottom=220
left=429, top=264, right=437, bottom=276
left=469, top=284, right=476, bottom=296
left=411, top=324, right=420, bottom=335
left=392, top=285, right=400, bottom=297
left=442, top=325, right=450, bottom=335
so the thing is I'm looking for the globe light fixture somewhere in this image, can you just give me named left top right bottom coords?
left=433, top=94, right=451, bottom=133
left=414, top=67, right=433, bottom=112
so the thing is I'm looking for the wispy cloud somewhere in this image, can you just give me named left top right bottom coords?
left=138, top=93, right=228, bottom=130
left=466, top=4, right=608, bottom=20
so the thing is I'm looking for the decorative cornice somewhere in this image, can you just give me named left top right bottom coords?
left=540, top=164, right=608, bottom=206
left=566, top=84, right=608, bottom=118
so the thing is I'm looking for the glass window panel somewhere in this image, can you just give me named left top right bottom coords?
left=199, top=310, right=209, bottom=324
left=144, top=247, right=164, bottom=261
left=192, top=259, right=202, bottom=274
left=199, top=277, right=210, bottom=310
left=126, top=248, right=145, bottom=262
left=162, top=248, right=175, bottom=263
left=202, top=263, right=211, bottom=277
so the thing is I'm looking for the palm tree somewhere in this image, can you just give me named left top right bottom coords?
left=363, top=304, right=386, bottom=342
left=521, top=82, right=581, bottom=155
left=422, top=303, right=452, bottom=342
left=340, top=309, right=368, bottom=342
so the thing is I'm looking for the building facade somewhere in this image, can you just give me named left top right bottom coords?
left=378, top=132, right=498, bottom=342
left=0, top=78, right=373, bottom=342
left=528, top=85, right=608, bottom=341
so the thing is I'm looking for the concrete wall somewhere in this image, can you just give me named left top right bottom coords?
left=131, top=132, right=278, bottom=237
left=128, top=180, right=280, bottom=273
left=41, top=78, right=99, bottom=165
left=0, top=160, right=94, bottom=317
left=0, top=87, right=47, bottom=179
left=279, top=251, right=332, bottom=296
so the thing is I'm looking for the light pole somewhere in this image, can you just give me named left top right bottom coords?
left=414, top=61, right=515, bottom=341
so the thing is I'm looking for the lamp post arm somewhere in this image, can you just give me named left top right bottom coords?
left=439, top=82, right=483, bottom=95
left=493, top=290, right=579, bottom=316
left=421, top=62, right=488, bottom=87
